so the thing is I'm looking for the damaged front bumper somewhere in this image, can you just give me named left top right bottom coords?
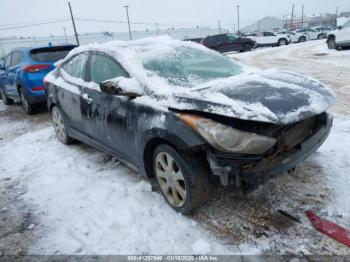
left=206, top=113, right=333, bottom=190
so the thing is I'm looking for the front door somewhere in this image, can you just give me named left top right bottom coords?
left=82, top=52, right=136, bottom=162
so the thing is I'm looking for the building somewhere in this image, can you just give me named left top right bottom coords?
left=240, top=17, right=284, bottom=33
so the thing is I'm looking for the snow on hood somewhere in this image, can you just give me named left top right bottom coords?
left=47, top=36, right=335, bottom=125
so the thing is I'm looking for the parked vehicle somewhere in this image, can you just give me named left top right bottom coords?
left=0, top=45, right=76, bottom=114
left=245, top=31, right=289, bottom=47
left=45, top=37, right=334, bottom=214
left=327, top=22, right=350, bottom=50
left=294, top=28, right=324, bottom=40
left=201, top=33, right=257, bottom=52
left=313, top=26, right=331, bottom=39
left=276, top=31, right=310, bottom=43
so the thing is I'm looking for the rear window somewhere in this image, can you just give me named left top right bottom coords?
left=30, top=46, right=75, bottom=62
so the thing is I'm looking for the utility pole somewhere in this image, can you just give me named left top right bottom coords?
left=68, top=2, right=79, bottom=46
left=237, top=5, right=240, bottom=34
left=336, top=7, right=339, bottom=17
left=62, top=27, right=68, bottom=42
left=155, top=23, right=159, bottom=35
left=301, top=5, right=304, bottom=29
left=218, top=20, right=221, bottom=34
left=124, top=5, right=132, bottom=40
left=233, top=1, right=235, bottom=33
left=290, top=4, right=294, bottom=30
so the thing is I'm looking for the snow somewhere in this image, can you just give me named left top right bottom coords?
left=46, top=36, right=335, bottom=125
left=0, top=126, right=238, bottom=255
left=191, top=239, right=211, bottom=254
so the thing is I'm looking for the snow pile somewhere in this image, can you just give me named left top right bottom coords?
left=316, top=116, right=350, bottom=222
left=0, top=126, right=239, bottom=255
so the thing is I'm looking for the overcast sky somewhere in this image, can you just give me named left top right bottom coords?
left=0, top=0, right=349, bottom=37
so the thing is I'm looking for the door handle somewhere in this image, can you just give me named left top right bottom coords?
left=81, top=93, right=93, bottom=104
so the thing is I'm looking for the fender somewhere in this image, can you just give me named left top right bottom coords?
left=136, top=112, right=207, bottom=177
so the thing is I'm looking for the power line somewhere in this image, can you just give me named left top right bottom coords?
left=0, top=19, right=70, bottom=31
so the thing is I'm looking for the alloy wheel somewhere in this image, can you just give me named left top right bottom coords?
left=20, top=90, right=29, bottom=112
left=279, top=39, right=287, bottom=46
left=328, top=39, right=336, bottom=49
left=52, top=107, right=68, bottom=143
left=155, top=152, right=186, bottom=207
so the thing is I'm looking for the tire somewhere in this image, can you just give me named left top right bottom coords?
left=318, top=33, right=325, bottom=40
left=299, top=36, right=306, bottom=43
left=327, top=37, right=336, bottom=50
left=0, top=88, right=14, bottom=105
left=51, top=106, right=74, bottom=145
left=19, top=88, right=35, bottom=115
left=242, top=43, right=252, bottom=52
left=278, top=38, right=288, bottom=46
left=153, top=144, right=212, bottom=214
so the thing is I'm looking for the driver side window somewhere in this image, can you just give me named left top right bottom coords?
left=89, top=53, right=129, bottom=84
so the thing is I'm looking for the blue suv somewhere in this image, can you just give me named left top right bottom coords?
left=0, top=45, right=76, bottom=114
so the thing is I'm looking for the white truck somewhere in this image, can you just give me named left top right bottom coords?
left=327, top=20, right=350, bottom=50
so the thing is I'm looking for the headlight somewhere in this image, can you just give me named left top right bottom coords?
left=178, top=114, right=276, bottom=155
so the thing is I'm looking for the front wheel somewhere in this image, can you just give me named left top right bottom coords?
left=318, top=33, right=325, bottom=40
left=327, top=37, right=336, bottom=50
left=278, top=39, right=288, bottom=46
left=242, top=43, right=252, bottom=52
left=19, top=88, right=34, bottom=115
left=299, top=36, right=306, bottom=42
left=51, top=106, right=73, bottom=145
left=0, top=88, right=14, bottom=105
left=153, top=144, right=212, bottom=214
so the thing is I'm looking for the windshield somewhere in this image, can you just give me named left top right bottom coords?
left=143, top=46, right=241, bottom=87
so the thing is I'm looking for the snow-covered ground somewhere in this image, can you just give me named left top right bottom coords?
left=1, top=40, right=350, bottom=255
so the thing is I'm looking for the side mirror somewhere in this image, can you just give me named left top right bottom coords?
left=337, top=26, right=342, bottom=30
left=100, top=77, right=141, bottom=98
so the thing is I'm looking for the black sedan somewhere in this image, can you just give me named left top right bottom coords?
left=45, top=37, right=335, bottom=214
left=201, top=33, right=257, bottom=52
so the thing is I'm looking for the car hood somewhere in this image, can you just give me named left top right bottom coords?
left=160, top=69, right=335, bottom=125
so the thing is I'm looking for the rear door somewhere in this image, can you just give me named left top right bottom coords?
left=226, top=34, right=242, bottom=51
left=57, top=52, right=89, bottom=133
left=82, top=52, right=136, bottom=161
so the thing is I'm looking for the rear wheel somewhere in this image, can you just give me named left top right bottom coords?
left=318, top=33, right=325, bottom=40
left=327, top=37, right=336, bottom=50
left=278, top=38, right=288, bottom=46
left=19, top=88, right=34, bottom=115
left=299, top=36, right=306, bottom=42
left=153, top=144, right=212, bottom=214
left=242, top=43, right=252, bottom=52
left=0, top=88, right=14, bottom=105
left=52, top=106, right=73, bottom=145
